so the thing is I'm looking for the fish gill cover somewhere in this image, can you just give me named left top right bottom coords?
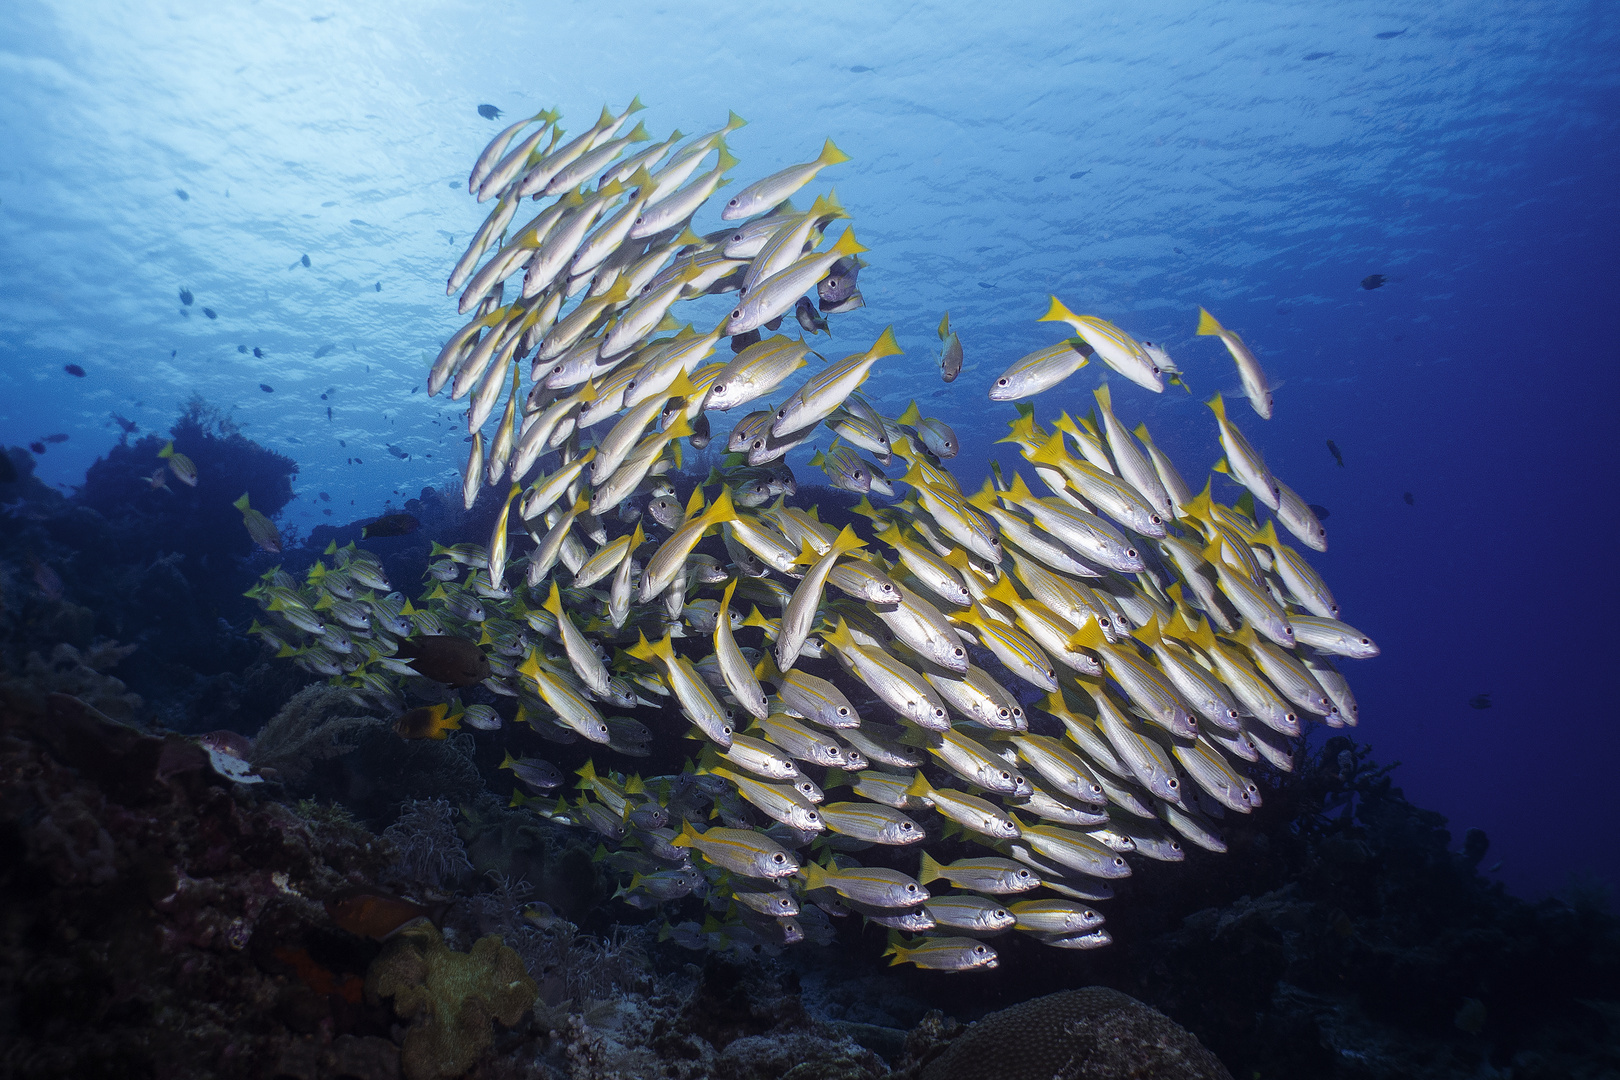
left=251, top=99, right=1378, bottom=971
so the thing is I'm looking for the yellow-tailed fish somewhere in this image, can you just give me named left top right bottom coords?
left=987, top=338, right=1092, bottom=401
left=904, top=772, right=1021, bottom=840
left=673, top=822, right=798, bottom=879
left=627, top=631, right=734, bottom=747
left=1040, top=297, right=1163, bottom=392
left=1093, top=384, right=1175, bottom=520
left=486, top=483, right=522, bottom=590
left=752, top=712, right=847, bottom=767
left=722, top=138, right=850, bottom=220
left=801, top=861, right=927, bottom=908
left=822, top=618, right=951, bottom=730
left=517, top=650, right=611, bottom=743
left=717, top=580, right=770, bottom=719
left=1132, top=422, right=1194, bottom=515
left=1196, top=307, right=1273, bottom=419
left=817, top=801, right=925, bottom=845
left=770, top=325, right=900, bottom=436
left=233, top=493, right=282, bottom=554
left=777, top=668, right=861, bottom=729
left=702, top=763, right=823, bottom=831
left=1206, top=393, right=1280, bottom=510
left=1251, top=520, right=1338, bottom=618
left=1013, top=819, right=1133, bottom=879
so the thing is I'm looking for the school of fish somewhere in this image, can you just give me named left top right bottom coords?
left=250, top=99, right=1377, bottom=973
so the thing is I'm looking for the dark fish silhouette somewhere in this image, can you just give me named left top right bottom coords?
left=354, top=457, right=362, bottom=464
left=1304, top=51, right=1332, bottom=60
left=395, top=636, right=490, bottom=687
left=477, top=104, right=503, bottom=120
left=374, top=282, right=381, bottom=292
left=1375, top=29, right=1406, bottom=39
left=29, top=441, right=46, bottom=454
left=1308, top=504, right=1331, bottom=520
left=301, top=254, right=311, bottom=268
left=764, top=314, right=784, bottom=332
left=44, top=434, right=68, bottom=444
left=326, top=887, right=441, bottom=939
left=386, top=444, right=410, bottom=460
left=112, top=414, right=137, bottom=434
left=1468, top=693, right=1491, bottom=710
left=690, top=412, right=712, bottom=449
left=818, top=256, right=861, bottom=305
left=327, top=406, right=332, bottom=421
left=1361, top=274, right=1388, bottom=290
left=260, top=384, right=274, bottom=393
left=410, top=386, right=420, bottom=394
left=175, top=188, right=189, bottom=201
left=179, top=288, right=194, bottom=306
left=849, top=65, right=872, bottom=73
left=319, top=492, right=330, bottom=501
left=977, top=282, right=996, bottom=289
left=64, top=364, right=86, bottom=377
left=203, top=308, right=217, bottom=319
left=1403, top=491, right=1414, bottom=506
left=794, top=296, right=829, bottom=336
left=237, top=344, right=247, bottom=353
left=254, top=347, right=264, bottom=358
left=1070, top=170, right=1089, bottom=179
left=314, top=343, right=335, bottom=358
left=730, top=328, right=761, bottom=353
left=1033, top=175, right=1046, bottom=183
left=363, top=512, right=419, bottom=538
left=1326, top=439, right=1344, bottom=467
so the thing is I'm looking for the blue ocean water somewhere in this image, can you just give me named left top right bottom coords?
left=1, top=0, right=1616, bottom=905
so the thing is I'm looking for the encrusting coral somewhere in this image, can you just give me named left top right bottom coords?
left=365, top=922, right=537, bottom=1080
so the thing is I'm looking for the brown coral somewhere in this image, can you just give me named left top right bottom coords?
left=917, top=987, right=1231, bottom=1080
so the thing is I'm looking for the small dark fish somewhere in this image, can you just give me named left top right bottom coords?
left=1468, top=693, right=1492, bottom=710
left=1308, top=504, right=1331, bottom=521
left=1304, top=51, right=1332, bottom=60
left=327, top=406, right=332, bottom=420
left=1375, top=29, right=1406, bottom=39
left=314, top=343, right=335, bottom=358
left=175, top=188, right=189, bottom=201
left=179, top=287, right=194, bottom=306
left=319, top=492, right=330, bottom=501
left=254, top=347, right=264, bottom=358
left=977, top=282, right=995, bottom=289
left=764, top=314, right=784, bottom=332
left=260, top=383, right=274, bottom=393
left=730, top=328, right=761, bottom=353
left=1403, top=492, right=1414, bottom=506
left=354, top=457, right=362, bottom=464
left=29, top=441, right=45, bottom=454
left=43, top=433, right=68, bottom=444
left=410, top=385, right=419, bottom=394
left=1174, top=247, right=1184, bottom=254
left=1033, top=175, right=1046, bottom=182
left=818, top=256, right=861, bottom=304
left=690, top=412, right=712, bottom=450
left=374, top=282, right=381, bottom=292
left=301, top=254, right=311, bottom=268
left=477, top=103, right=503, bottom=120
left=1361, top=274, right=1388, bottom=290
left=1326, top=439, right=1344, bottom=467
left=794, top=296, right=829, bottom=336
left=112, top=414, right=137, bottom=434
left=849, top=65, right=872, bottom=73
left=203, top=308, right=217, bottom=319
left=1070, top=170, right=1089, bottom=179
left=362, top=512, right=419, bottom=538
left=237, top=344, right=247, bottom=353
left=395, top=635, right=490, bottom=687
left=64, top=364, right=86, bottom=377
left=385, top=444, right=410, bottom=460
left=326, top=887, right=441, bottom=939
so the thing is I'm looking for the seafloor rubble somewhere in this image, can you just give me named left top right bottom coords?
left=2, top=420, right=1618, bottom=1079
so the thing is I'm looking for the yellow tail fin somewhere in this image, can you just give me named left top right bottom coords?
left=1195, top=307, right=1223, bottom=336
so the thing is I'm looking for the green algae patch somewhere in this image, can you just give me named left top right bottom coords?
left=365, top=923, right=536, bottom=1080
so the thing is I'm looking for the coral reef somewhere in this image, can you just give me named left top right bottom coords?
left=901, top=987, right=1230, bottom=1080
left=249, top=684, right=382, bottom=785
left=365, top=923, right=537, bottom=1080
left=382, top=798, right=475, bottom=892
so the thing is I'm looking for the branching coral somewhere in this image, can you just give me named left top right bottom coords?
left=382, top=797, right=475, bottom=891
left=247, top=683, right=380, bottom=783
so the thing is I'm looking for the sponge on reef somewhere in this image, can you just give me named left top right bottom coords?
left=365, top=923, right=537, bottom=1080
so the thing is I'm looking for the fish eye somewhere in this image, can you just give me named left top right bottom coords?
left=837, top=706, right=850, bottom=716
left=772, top=852, right=785, bottom=862
left=753, top=440, right=765, bottom=450
left=731, top=309, right=742, bottom=319
left=1168, top=778, right=1179, bottom=788
left=906, top=884, right=917, bottom=892
left=1125, top=548, right=1137, bottom=558
left=1149, top=514, right=1162, bottom=525
left=727, top=197, right=739, bottom=207
left=1000, top=771, right=1010, bottom=780
left=1360, top=638, right=1370, bottom=645
left=1151, top=365, right=1161, bottom=374
left=715, top=383, right=726, bottom=392
left=997, top=378, right=1009, bottom=387
left=998, top=707, right=1010, bottom=718
left=901, top=821, right=913, bottom=830
left=952, top=647, right=965, bottom=658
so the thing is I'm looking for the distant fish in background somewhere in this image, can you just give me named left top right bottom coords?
left=477, top=104, right=503, bottom=120
left=314, top=343, right=335, bottom=358
left=64, top=364, right=86, bottom=377
left=319, top=492, right=330, bottom=501
left=233, top=492, right=282, bottom=553
left=254, top=347, right=265, bottom=358
left=374, top=282, right=382, bottom=292
left=978, top=281, right=996, bottom=289
left=1468, top=693, right=1492, bottom=710
left=385, top=444, right=410, bottom=460
left=1375, top=29, right=1407, bottom=39
left=112, top=414, right=137, bottom=434
left=43, top=433, right=68, bottom=444
left=1361, top=274, right=1388, bottom=290
left=849, top=65, right=873, bottom=73
left=362, top=512, right=419, bottom=538
left=260, top=384, right=274, bottom=393
left=175, top=188, right=189, bottom=201
left=1326, top=439, right=1344, bottom=466
left=794, top=296, right=829, bottom=337
left=1303, top=51, right=1332, bottom=60
left=1308, top=503, right=1331, bottom=520
left=1403, top=491, right=1415, bottom=505
left=302, top=254, right=311, bottom=267
left=203, top=308, right=217, bottom=319
left=1070, top=170, right=1089, bottom=179
left=937, top=312, right=963, bottom=382
left=179, top=287, right=194, bottom=306
left=237, top=345, right=247, bottom=353
left=143, top=468, right=169, bottom=491
left=327, top=407, right=332, bottom=420
left=28, top=441, right=45, bottom=454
